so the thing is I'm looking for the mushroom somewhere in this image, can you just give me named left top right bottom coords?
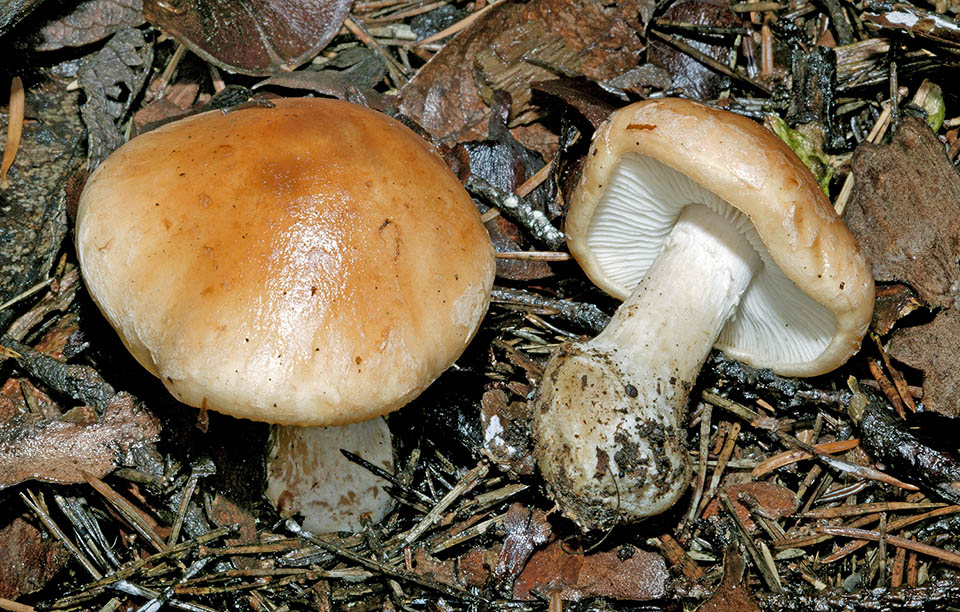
left=76, top=97, right=496, bottom=531
left=533, top=98, right=874, bottom=530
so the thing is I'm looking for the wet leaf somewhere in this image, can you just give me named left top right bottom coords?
left=701, top=482, right=799, bottom=532
left=78, top=27, right=153, bottom=167
left=0, top=392, right=161, bottom=488
left=513, top=539, right=669, bottom=601
left=647, top=0, right=739, bottom=99
left=399, top=0, right=644, bottom=146
left=0, top=0, right=45, bottom=36
left=255, top=47, right=389, bottom=109
left=32, top=0, right=145, bottom=51
left=496, top=503, right=551, bottom=585
left=0, top=80, right=83, bottom=330
left=873, top=283, right=923, bottom=336
left=480, top=389, right=535, bottom=475
left=144, top=0, right=352, bottom=76
left=531, top=78, right=617, bottom=129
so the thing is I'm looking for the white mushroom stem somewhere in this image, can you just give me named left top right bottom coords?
left=533, top=204, right=762, bottom=530
left=266, top=419, right=395, bottom=533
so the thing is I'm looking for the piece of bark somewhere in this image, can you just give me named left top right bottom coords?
left=843, top=116, right=960, bottom=311
left=0, top=392, right=161, bottom=488
left=399, top=0, right=644, bottom=146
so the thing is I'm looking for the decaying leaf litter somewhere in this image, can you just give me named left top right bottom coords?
left=1, top=0, right=960, bottom=609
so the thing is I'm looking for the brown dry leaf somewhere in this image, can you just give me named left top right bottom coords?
left=513, top=539, right=668, bottom=601
left=699, top=548, right=762, bottom=612
left=844, top=116, right=960, bottom=415
left=701, top=482, right=799, bottom=532
left=0, top=516, right=71, bottom=598
left=399, top=0, right=644, bottom=146
left=33, top=0, right=144, bottom=51
left=144, top=0, right=352, bottom=76
left=843, top=116, right=960, bottom=310
left=889, top=311, right=960, bottom=416
left=0, top=392, right=161, bottom=488
left=873, top=283, right=923, bottom=335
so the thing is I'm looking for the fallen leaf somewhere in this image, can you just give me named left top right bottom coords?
left=206, top=492, right=259, bottom=569
left=698, top=548, right=761, bottom=612
left=843, top=116, right=960, bottom=311
left=144, top=0, right=352, bottom=76
left=496, top=503, right=551, bottom=585
left=531, top=78, right=617, bottom=129
left=889, top=311, right=960, bottom=416
left=480, top=389, right=535, bottom=475
left=701, top=482, right=799, bottom=532
left=255, top=47, right=389, bottom=110
left=32, top=0, right=144, bottom=51
left=399, top=0, right=644, bottom=146
left=873, top=283, right=923, bottom=336
left=0, top=81, right=82, bottom=331
left=78, top=27, right=154, bottom=167
left=647, top=1, right=739, bottom=99
left=0, top=0, right=46, bottom=36
left=0, top=392, right=161, bottom=488
left=844, top=116, right=960, bottom=415
left=513, top=539, right=668, bottom=601
left=0, top=517, right=71, bottom=598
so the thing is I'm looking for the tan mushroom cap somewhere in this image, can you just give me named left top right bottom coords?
left=76, top=97, right=495, bottom=426
left=567, top=98, right=874, bottom=376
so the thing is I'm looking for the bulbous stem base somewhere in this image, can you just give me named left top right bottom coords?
left=533, top=204, right=761, bottom=530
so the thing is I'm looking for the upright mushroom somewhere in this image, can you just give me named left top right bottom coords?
left=534, top=98, right=873, bottom=530
left=76, top=97, right=496, bottom=531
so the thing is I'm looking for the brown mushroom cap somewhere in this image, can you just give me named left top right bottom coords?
left=567, top=98, right=874, bottom=376
left=76, top=97, right=495, bottom=426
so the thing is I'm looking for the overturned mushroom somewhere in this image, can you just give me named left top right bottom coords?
left=533, top=98, right=874, bottom=530
left=76, top=97, right=496, bottom=531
